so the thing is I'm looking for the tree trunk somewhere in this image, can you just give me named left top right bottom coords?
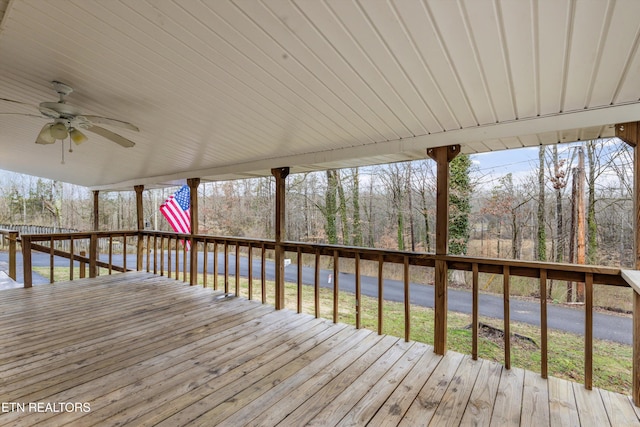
left=336, top=171, right=349, bottom=245
left=586, top=141, right=597, bottom=264
left=537, top=145, right=547, bottom=261
left=551, top=145, right=564, bottom=298
left=421, top=193, right=431, bottom=252
left=568, top=168, right=577, bottom=302
left=351, top=168, right=363, bottom=246
left=576, top=148, right=586, bottom=302
left=397, top=203, right=405, bottom=251
left=324, top=170, right=338, bottom=244
left=407, top=163, right=415, bottom=251
left=511, top=209, right=518, bottom=259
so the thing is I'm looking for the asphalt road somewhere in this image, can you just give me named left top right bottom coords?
left=0, top=250, right=631, bottom=345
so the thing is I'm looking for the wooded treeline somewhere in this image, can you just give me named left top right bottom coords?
left=0, top=139, right=634, bottom=272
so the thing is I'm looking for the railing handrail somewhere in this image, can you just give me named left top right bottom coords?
left=21, top=230, right=139, bottom=241
left=19, top=229, right=627, bottom=287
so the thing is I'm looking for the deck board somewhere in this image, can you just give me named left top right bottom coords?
left=0, top=272, right=638, bottom=426
left=520, top=369, right=550, bottom=426
left=459, top=360, right=503, bottom=425
left=490, top=365, right=525, bottom=426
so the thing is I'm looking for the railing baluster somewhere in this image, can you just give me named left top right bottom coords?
left=69, top=236, right=74, bottom=281
left=540, top=268, right=548, bottom=379
left=203, top=241, right=208, bottom=288
left=175, top=238, right=179, bottom=280
left=167, top=237, right=172, bottom=278
left=153, top=234, right=158, bottom=275
left=503, top=264, right=511, bottom=370
left=355, top=253, right=361, bottom=329
left=49, top=236, right=54, bottom=284
left=235, top=243, right=240, bottom=296
left=472, top=262, right=479, bottom=360
left=404, top=255, right=410, bottom=342
left=248, top=244, right=253, bottom=300
left=189, top=238, right=197, bottom=286
left=333, top=250, right=339, bottom=324
left=146, top=235, right=151, bottom=273
left=297, top=248, right=302, bottom=313
left=213, top=242, right=219, bottom=290
left=182, top=239, right=187, bottom=283
left=160, top=236, right=164, bottom=276
left=314, top=250, right=320, bottom=318
left=261, top=244, right=266, bottom=304
left=224, top=242, right=229, bottom=293
left=378, top=254, right=384, bottom=336
left=123, top=235, right=127, bottom=271
left=109, top=235, right=113, bottom=275
left=585, top=272, right=593, bottom=390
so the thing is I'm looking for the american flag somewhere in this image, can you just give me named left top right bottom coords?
left=159, top=185, right=191, bottom=249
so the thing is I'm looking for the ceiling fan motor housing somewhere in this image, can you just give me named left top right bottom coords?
left=39, top=101, right=82, bottom=119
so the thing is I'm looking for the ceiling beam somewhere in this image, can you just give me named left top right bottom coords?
left=90, top=102, right=640, bottom=191
left=616, top=122, right=639, bottom=147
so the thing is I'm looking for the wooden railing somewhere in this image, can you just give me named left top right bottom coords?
left=20, top=231, right=139, bottom=284
left=0, top=229, right=18, bottom=280
left=14, top=229, right=638, bottom=403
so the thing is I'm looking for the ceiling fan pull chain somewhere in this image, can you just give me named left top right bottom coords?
left=61, top=139, right=65, bottom=165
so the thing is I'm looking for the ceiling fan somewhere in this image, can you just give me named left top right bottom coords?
left=0, top=81, right=138, bottom=148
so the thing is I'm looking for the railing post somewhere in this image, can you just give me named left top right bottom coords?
left=616, top=123, right=640, bottom=405
left=135, top=185, right=144, bottom=271
left=187, top=178, right=200, bottom=286
left=8, top=231, right=18, bottom=280
left=80, top=250, right=86, bottom=278
left=635, top=290, right=640, bottom=406
left=427, top=145, right=460, bottom=355
left=21, top=234, right=32, bottom=288
left=622, top=270, right=640, bottom=406
left=272, top=167, right=289, bottom=310
left=89, top=234, right=97, bottom=278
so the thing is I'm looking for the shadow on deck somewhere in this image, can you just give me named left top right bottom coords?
left=0, top=272, right=638, bottom=426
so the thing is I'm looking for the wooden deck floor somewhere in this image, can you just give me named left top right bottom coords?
left=1, top=272, right=639, bottom=426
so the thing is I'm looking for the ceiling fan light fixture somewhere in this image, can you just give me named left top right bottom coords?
left=35, top=124, right=55, bottom=144
left=50, top=122, right=68, bottom=140
left=69, top=128, right=87, bottom=145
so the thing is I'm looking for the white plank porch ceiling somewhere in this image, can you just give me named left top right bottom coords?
left=0, top=0, right=639, bottom=190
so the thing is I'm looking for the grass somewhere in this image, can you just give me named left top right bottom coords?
left=33, top=266, right=633, bottom=395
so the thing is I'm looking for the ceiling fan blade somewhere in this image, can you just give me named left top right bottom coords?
left=0, top=97, right=33, bottom=106
left=0, top=113, right=44, bottom=118
left=86, top=125, right=136, bottom=148
left=83, top=115, right=139, bottom=132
